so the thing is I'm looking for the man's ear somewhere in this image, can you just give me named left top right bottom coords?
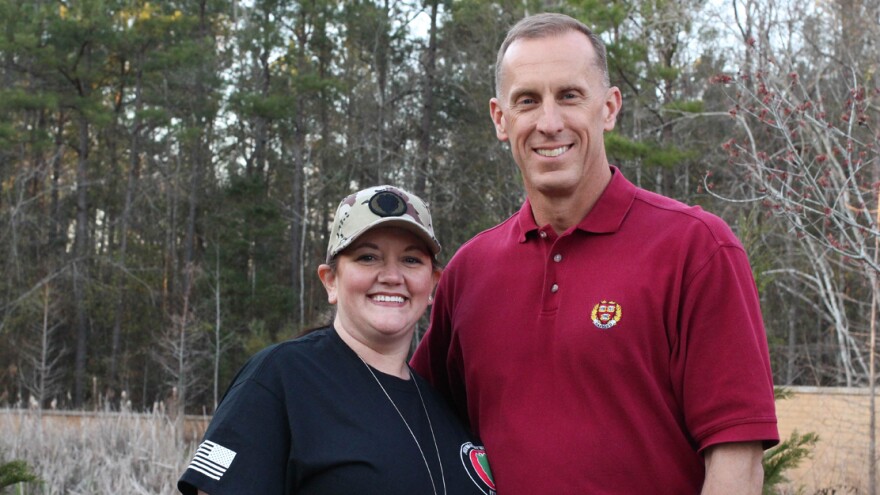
left=317, top=264, right=338, bottom=305
left=603, top=86, right=622, bottom=132
left=489, top=98, right=509, bottom=142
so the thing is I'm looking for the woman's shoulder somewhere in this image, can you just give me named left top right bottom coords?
left=239, top=326, right=339, bottom=379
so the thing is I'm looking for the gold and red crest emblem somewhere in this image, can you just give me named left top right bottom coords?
left=591, top=300, right=622, bottom=329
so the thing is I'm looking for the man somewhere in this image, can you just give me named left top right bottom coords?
left=411, top=12, right=779, bottom=494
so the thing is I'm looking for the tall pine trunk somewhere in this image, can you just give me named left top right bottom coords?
left=72, top=111, right=90, bottom=408
left=414, top=0, right=438, bottom=198
left=289, top=13, right=309, bottom=330
left=110, top=55, right=144, bottom=390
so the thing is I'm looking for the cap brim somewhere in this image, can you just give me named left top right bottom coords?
left=327, top=218, right=441, bottom=262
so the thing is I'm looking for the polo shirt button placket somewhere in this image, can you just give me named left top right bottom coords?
left=550, top=254, right=562, bottom=294
left=540, top=230, right=560, bottom=314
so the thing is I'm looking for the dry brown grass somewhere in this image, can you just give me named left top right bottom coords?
left=0, top=409, right=206, bottom=494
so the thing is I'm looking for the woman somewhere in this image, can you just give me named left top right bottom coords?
left=178, top=185, right=495, bottom=495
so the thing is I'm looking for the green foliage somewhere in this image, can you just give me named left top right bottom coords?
left=201, top=174, right=294, bottom=351
left=646, top=146, right=698, bottom=169
left=651, top=65, right=681, bottom=82
left=0, top=459, right=39, bottom=491
left=735, top=208, right=775, bottom=295
left=762, top=430, right=819, bottom=494
left=605, top=132, right=697, bottom=169
left=242, top=319, right=275, bottom=358
left=0, top=90, right=58, bottom=112
left=229, top=92, right=297, bottom=121
left=762, top=389, right=819, bottom=494
left=0, top=123, right=15, bottom=146
left=572, top=0, right=631, bottom=30
left=0, top=0, right=873, bottom=415
left=134, top=107, right=172, bottom=127
left=773, top=388, right=793, bottom=401
left=664, top=100, right=704, bottom=114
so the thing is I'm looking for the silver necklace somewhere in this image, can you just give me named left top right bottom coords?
left=360, top=358, right=447, bottom=495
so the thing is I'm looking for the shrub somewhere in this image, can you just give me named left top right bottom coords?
left=0, top=459, right=39, bottom=491
left=763, top=388, right=820, bottom=494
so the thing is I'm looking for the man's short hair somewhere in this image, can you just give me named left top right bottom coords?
left=494, top=13, right=610, bottom=97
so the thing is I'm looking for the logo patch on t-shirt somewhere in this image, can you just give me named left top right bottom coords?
left=591, top=300, right=622, bottom=329
left=187, top=440, right=237, bottom=481
left=460, top=442, right=496, bottom=494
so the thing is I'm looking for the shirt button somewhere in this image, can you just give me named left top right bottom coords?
left=553, top=254, right=563, bottom=262
left=551, top=284, right=559, bottom=293
left=539, top=231, right=548, bottom=239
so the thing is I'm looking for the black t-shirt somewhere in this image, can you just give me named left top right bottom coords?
left=178, top=327, right=496, bottom=495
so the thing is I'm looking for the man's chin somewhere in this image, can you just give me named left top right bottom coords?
left=529, top=179, right=579, bottom=198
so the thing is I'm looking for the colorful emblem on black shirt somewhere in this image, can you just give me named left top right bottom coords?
left=591, top=300, right=622, bottom=329
left=460, top=442, right=496, bottom=494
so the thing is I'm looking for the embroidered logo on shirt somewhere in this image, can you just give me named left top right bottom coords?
left=187, top=440, right=237, bottom=481
left=591, top=300, right=622, bottom=329
left=460, top=442, right=496, bottom=494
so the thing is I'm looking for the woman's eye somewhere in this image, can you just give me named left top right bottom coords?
left=357, top=254, right=376, bottom=262
left=403, top=256, right=424, bottom=265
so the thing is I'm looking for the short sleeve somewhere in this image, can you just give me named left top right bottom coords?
left=178, top=375, right=290, bottom=494
left=673, top=244, right=778, bottom=451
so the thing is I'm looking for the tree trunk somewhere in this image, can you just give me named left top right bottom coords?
left=374, top=0, right=391, bottom=185
left=248, top=48, right=270, bottom=180
left=175, top=0, right=211, bottom=426
left=213, top=243, right=221, bottom=411
left=177, top=116, right=204, bottom=427
left=110, top=54, right=144, bottom=390
left=290, top=101, right=305, bottom=331
left=783, top=237, right=800, bottom=385
left=72, top=111, right=91, bottom=408
left=50, top=111, right=65, bottom=260
left=868, top=181, right=879, bottom=495
left=289, top=14, right=308, bottom=330
left=414, top=0, right=438, bottom=198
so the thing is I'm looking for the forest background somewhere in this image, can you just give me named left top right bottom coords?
left=0, top=0, right=877, bottom=426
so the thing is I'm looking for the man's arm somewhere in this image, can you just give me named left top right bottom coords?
left=701, top=441, right=764, bottom=495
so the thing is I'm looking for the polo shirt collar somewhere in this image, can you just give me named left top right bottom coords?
left=516, top=166, right=636, bottom=242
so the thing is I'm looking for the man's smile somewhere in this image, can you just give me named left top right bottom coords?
left=535, top=145, right=571, bottom=157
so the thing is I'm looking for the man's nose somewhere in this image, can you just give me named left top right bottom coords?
left=536, top=101, right=564, bottom=134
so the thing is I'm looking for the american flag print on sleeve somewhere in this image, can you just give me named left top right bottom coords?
left=187, top=440, right=237, bottom=481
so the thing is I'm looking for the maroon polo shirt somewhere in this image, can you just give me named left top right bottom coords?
left=412, top=166, right=778, bottom=494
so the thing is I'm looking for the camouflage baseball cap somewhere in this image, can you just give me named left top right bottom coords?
left=326, top=185, right=441, bottom=262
